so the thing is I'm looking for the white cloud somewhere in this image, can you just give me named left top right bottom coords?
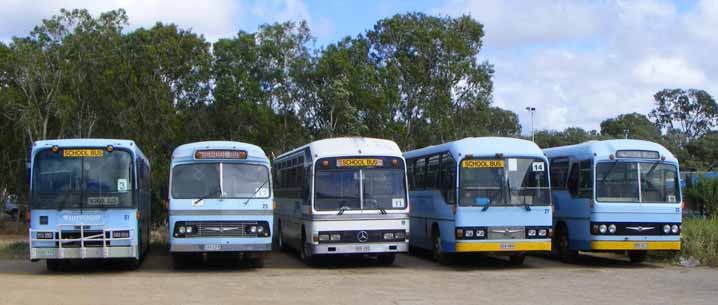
left=0, top=0, right=243, bottom=42
left=437, top=0, right=718, bottom=134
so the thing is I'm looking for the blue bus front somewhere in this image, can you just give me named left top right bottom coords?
left=168, top=147, right=273, bottom=256
left=29, top=144, right=142, bottom=261
left=451, top=157, right=552, bottom=254
left=569, top=154, right=682, bottom=254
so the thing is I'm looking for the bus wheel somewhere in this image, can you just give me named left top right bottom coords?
left=46, top=259, right=63, bottom=272
left=299, top=235, right=314, bottom=265
left=172, top=253, right=188, bottom=269
left=278, top=224, right=287, bottom=251
left=509, top=253, right=526, bottom=265
left=556, top=225, right=578, bottom=262
left=628, top=251, right=647, bottom=264
left=432, top=231, right=449, bottom=264
left=377, top=253, right=396, bottom=265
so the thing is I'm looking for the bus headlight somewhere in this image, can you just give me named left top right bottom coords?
left=319, top=234, right=329, bottom=241
left=249, top=226, right=258, bottom=234
left=671, top=224, right=679, bottom=234
left=179, top=226, right=186, bottom=234
left=663, top=224, right=671, bottom=234
left=330, top=233, right=341, bottom=241
left=476, top=229, right=485, bottom=238
left=185, top=226, right=193, bottom=234
left=608, top=224, right=616, bottom=234
left=37, top=232, right=53, bottom=239
left=538, top=229, right=547, bottom=237
left=599, top=225, right=607, bottom=234
left=383, top=233, right=395, bottom=240
left=465, top=230, right=474, bottom=238
left=113, top=231, right=130, bottom=238
left=257, top=226, right=264, bottom=233
left=528, top=229, right=537, bottom=237
left=395, top=232, right=405, bottom=240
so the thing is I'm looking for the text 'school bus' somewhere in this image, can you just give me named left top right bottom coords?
left=544, top=140, right=682, bottom=263
left=168, top=141, right=272, bottom=267
left=273, top=137, right=409, bottom=265
left=405, top=137, right=552, bottom=265
left=28, top=139, right=151, bottom=271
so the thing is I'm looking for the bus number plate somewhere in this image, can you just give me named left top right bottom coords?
left=203, top=244, right=221, bottom=251
left=355, top=245, right=371, bottom=252
left=633, top=243, right=648, bottom=249
left=500, top=243, right=515, bottom=250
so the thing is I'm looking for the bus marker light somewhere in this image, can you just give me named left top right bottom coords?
left=455, top=229, right=463, bottom=238
left=136, top=210, right=141, bottom=220
left=322, top=160, right=329, bottom=168
left=272, top=201, right=277, bottom=210
left=51, top=145, right=59, bottom=153
left=106, top=145, right=114, bottom=152
left=588, top=200, right=594, bottom=209
left=391, top=159, right=399, bottom=168
left=609, top=154, right=615, bottom=160
left=26, top=210, right=31, bottom=223
left=312, top=234, right=319, bottom=243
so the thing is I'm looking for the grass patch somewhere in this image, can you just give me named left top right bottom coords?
left=679, top=217, right=718, bottom=267
left=0, top=241, right=28, bottom=259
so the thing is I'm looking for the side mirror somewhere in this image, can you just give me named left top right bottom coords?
left=475, top=197, right=489, bottom=206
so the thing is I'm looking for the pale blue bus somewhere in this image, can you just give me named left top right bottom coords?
left=544, top=140, right=682, bottom=263
left=168, top=141, right=272, bottom=267
left=405, top=137, right=552, bottom=265
left=28, top=139, right=151, bottom=271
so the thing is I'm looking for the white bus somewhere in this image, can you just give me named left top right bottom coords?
left=273, top=137, right=409, bottom=265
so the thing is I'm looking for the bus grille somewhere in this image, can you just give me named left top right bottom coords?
left=186, top=221, right=256, bottom=237
left=487, top=226, right=525, bottom=240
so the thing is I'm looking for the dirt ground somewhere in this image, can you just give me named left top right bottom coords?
left=0, top=244, right=715, bottom=305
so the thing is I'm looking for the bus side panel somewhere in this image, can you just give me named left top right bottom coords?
left=275, top=196, right=307, bottom=250
left=409, top=190, right=455, bottom=250
left=552, top=190, right=592, bottom=250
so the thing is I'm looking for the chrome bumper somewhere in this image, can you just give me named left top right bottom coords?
left=170, top=243, right=271, bottom=252
left=29, top=224, right=136, bottom=260
left=310, top=242, right=408, bottom=255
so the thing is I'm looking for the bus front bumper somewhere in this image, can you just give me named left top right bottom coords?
left=311, top=242, right=408, bottom=255
left=170, top=243, right=271, bottom=253
left=590, top=241, right=680, bottom=251
left=455, top=240, right=551, bottom=252
left=30, top=246, right=137, bottom=260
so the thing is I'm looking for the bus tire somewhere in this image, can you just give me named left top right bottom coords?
left=555, top=224, right=578, bottom=262
left=377, top=253, right=396, bottom=265
left=628, top=251, right=647, bottom=264
left=432, top=228, right=449, bottom=264
left=46, top=259, right=63, bottom=272
left=277, top=221, right=287, bottom=251
left=509, top=253, right=526, bottom=265
left=299, top=231, right=314, bottom=265
left=172, top=253, right=188, bottom=269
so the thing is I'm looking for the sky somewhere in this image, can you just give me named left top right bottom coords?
left=1, top=0, right=716, bottom=134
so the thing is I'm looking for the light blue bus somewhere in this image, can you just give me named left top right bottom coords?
left=405, top=137, right=552, bottom=265
left=168, top=141, right=272, bottom=267
left=544, top=140, right=682, bottom=263
left=28, top=139, right=151, bottom=271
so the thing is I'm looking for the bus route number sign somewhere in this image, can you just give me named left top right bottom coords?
left=462, top=160, right=504, bottom=168
left=63, top=149, right=104, bottom=158
left=337, top=159, right=383, bottom=167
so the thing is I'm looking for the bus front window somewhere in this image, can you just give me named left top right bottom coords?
left=31, top=149, right=133, bottom=209
left=171, top=164, right=220, bottom=199
left=459, top=158, right=550, bottom=207
left=223, top=163, right=270, bottom=198
left=362, top=169, right=406, bottom=210
left=314, top=170, right=361, bottom=211
left=596, top=162, right=679, bottom=203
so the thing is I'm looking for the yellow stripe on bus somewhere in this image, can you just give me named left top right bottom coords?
left=590, top=241, right=680, bottom=251
left=455, top=241, right=551, bottom=252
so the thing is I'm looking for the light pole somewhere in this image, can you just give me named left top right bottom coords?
left=525, top=106, right=536, bottom=142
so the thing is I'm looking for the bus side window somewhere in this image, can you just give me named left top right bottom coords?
left=567, top=163, right=579, bottom=197
left=427, top=154, right=440, bottom=189
left=407, top=159, right=415, bottom=189
left=302, top=166, right=311, bottom=204
left=550, top=157, right=569, bottom=190
left=578, top=160, right=593, bottom=199
left=440, top=153, right=456, bottom=204
left=415, top=157, right=426, bottom=189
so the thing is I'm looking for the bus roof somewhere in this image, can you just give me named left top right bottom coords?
left=404, top=137, right=545, bottom=160
left=543, top=139, right=678, bottom=163
left=171, top=141, right=269, bottom=164
left=277, top=137, right=402, bottom=161
left=32, top=138, right=148, bottom=164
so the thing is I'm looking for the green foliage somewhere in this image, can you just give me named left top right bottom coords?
left=649, top=89, right=718, bottom=140
left=533, top=127, right=600, bottom=148
left=683, top=177, right=718, bottom=216
left=679, top=217, right=718, bottom=267
left=600, top=112, right=661, bottom=141
left=0, top=242, right=28, bottom=259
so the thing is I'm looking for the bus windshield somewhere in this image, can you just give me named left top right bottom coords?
left=596, top=162, right=679, bottom=203
left=314, top=169, right=406, bottom=211
left=171, top=163, right=270, bottom=199
left=459, top=158, right=550, bottom=207
left=31, top=148, right=134, bottom=209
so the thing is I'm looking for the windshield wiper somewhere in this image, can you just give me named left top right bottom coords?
left=194, top=187, right=222, bottom=206
left=337, top=205, right=350, bottom=215
left=242, top=178, right=270, bottom=205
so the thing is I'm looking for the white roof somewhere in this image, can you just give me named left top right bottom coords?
left=277, top=137, right=403, bottom=160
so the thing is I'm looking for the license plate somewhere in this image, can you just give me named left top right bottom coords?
left=355, top=245, right=371, bottom=252
left=203, top=244, right=221, bottom=251
left=500, top=243, right=515, bottom=250
left=633, top=243, right=648, bottom=249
